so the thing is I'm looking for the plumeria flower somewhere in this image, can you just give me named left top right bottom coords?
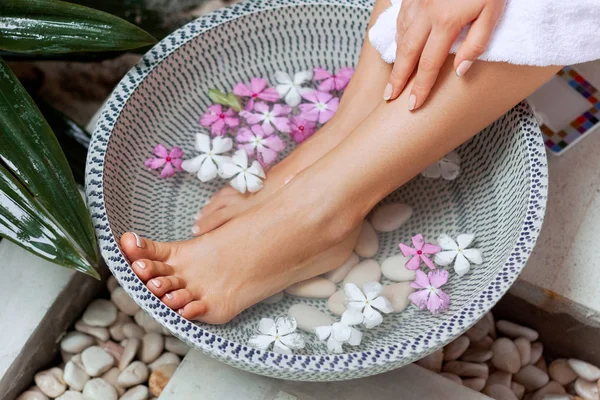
left=248, top=316, right=305, bottom=354
left=315, top=310, right=363, bottom=354
left=181, top=133, right=232, bottom=182
left=408, top=269, right=450, bottom=314
left=399, top=234, right=441, bottom=271
left=240, top=102, right=291, bottom=135
left=313, top=67, right=354, bottom=92
left=219, top=149, right=266, bottom=194
left=299, top=91, right=339, bottom=124
left=289, top=116, right=317, bottom=144
left=274, top=70, right=314, bottom=107
left=233, top=78, right=280, bottom=110
left=344, top=282, right=393, bottom=329
left=236, top=124, right=286, bottom=167
left=144, top=144, right=183, bottom=178
left=199, top=104, right=240, bottom=136
left=421, top=151, right=461, bottom=181
left=434, top=234, right=483, bottom=277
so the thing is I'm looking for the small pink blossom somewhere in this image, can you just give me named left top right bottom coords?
left=240, top=102, right=291, bottom=135
left=289, top=116, right=316, bottom=144
left=144, top=144, right=183, bottom=178
left=233, top=78, right=280, bottom=110
left=200, top=104, right=240, bottom=136
left=408, top=269, right=450, bottom=314
left=236, top=124, right=286, bottom=167
left=299, top=91, right=339, bottom=124
left=399, top=234, right=441, bottom=270
left=313, top=67, right=354, bottom=91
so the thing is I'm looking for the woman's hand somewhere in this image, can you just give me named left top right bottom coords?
left=383, top=0, right=505, bottom=110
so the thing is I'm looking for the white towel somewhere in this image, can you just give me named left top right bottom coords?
left=369, top=0, right=600, bottom=66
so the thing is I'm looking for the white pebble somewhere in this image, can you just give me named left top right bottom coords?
left=108, top=324, right=125, bottom=342
left=133, top=311, right=163, bottom=334
left=288, top=304, right=334, bottom=333
left=416, top=349, right=443, bottom=372
left=343, top=260, right=382, bottom=287
left=100, top=368, right=125, bottom=396
left=71, top=354, right=85, bottom=370
left=381, top=282, right=414, bottom=313
left=285, top=277, right=336, bottom=299
left=61, top=332, right=95, bottom=354
left=63, top=360, right=90, bottom=391
left=106, top=276, right=118, bottom=292
left=34, top=368, right=66, bottom=398
left=548, top=359, right=578, bottom=385
left=491, top=338, right=521, bottom=374
left=381, top=255, right=415, bottom=282
left=119, top=338, right=140, bottom=371
left=82, top=300, right=118, bottom=327
left=61, top=349, right=74, bottom=364
left=510, top=382, right=525, bottom=400
left=442, top=361, right=488, bottom=378
left=369, top=203, right=413, bottom=232
left=513, top=365, right=549, bottom=391
left=496, top=320, right=539, bottom=342
left=110, top=288, right=139, bottom=316
left=149, top=364, right=176, bottom=397
left=117, top=361, right=149, bottom=388
left=530, top=381, right=566, bottom=400
left=139, top=333, right=164, bottom=364
left=74, top=320, right=110, bottom=342
left=471, top=336, right=494, bottom=351
left=487, top=370, right=512, bottom=387
left=327, top=290, right=346, bottom=316
left=120, top=385, right=149, bottom=400
left=261, top=292, right=284, bottom=304
left=444, top=336, right=470, bottom=362
left=462, top=378, right=485, bottom=392
left=122, top=323, right=145, bottom=339
left=460, top=349, right=493, bottom=363
left=164, top=337, right=189, bottom=356
left=323, top=253, right=359, bottom=283
left=483, top=384, right=518, bottom=400
left=574, top=378, right=599, bottom=400
left=56, top=391, right=83, bottom=400
left=16, top=391, right=49, bottom=400
left=354, top=220, right=378, bottom=257
left=83, top=378, right=117, bottom=400
left=513, top=338, right=531, bottom=367
left=149, top=353, right=180, bottom=371
left=568, top=359, right=600, bottom=382
left=81, top=346, right=114, bottom=377
left=530, top=342, right=544, bottom=364
left=465, top=318, right=491, bottom=343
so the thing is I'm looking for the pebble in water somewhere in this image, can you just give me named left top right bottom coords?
left=574, top=378, right=599, bottom=400
left=496, top=320, right=539, bottom=342
left=285, top=277, right=336, bottom=299
left=83, top=378, right=118, bottom=400
left=343, top=260, right=382, bottom=287
left=118, top=361, right=149, bottom=388
left=288, top=304, right=334, bottom=333
left=81, top=346, right=114, bottom=377
left=82, top=300, right=118, bottom=327
left=381, top=255, right=416, bottom=282
left=483, top=384, right=518, bottom=400
left=149, top=364, right=177, bottom=397
left=63, top=360, right=90, bottom=391
left=369, top=203, right=413, bottom=232
left=327, top=290, right=346, bottom=316
left=548, top=359, right=578, bottom=385
left=139, top=333, right=164, bottom=364
left=513, top=365, right=549, bottom=391
left=74, top=320, right=110, bottom=342
left=354, top=220, right=378, bottom=258
left=416, top=349, right=444, bottom=373
left=443, top=336, right=470, bottom=361
left=568, top=359, right=600, bottom=382
left=119, top=338, right=141, bottom=371
left=323, top=253, right=359, bottom=283
left=111, top=287, right=140, bottom=316
left=491, top=338, right=521, bottom=374
left=60, top=332, right=95, bottom=354
left=381, top=282, right=414, bottom=313
left=34, top=368, right=66, bottom=398
left=513, top=338, right=531, bottom=367
left=120, top=385, right=150, bottom=400
left=149, top=353, right=181, bottom=371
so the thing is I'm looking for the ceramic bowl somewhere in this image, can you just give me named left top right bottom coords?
left=86, top=0, right=548, bottom=381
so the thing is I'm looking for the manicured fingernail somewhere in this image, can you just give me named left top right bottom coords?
left=191, top=225, right=200, bottom=235
left=131, top=232, right=145, bottom=248
left=194, top=212, right=202, bottom=221
left=165, top=293, right=173, bottom=300
left=456, top=60, right=473, bottom=77
left=383, top=83, right=393, bottom=101
left=151, top=279, right=162, bottom=288
left=408, top=94, right=417, bottom=111
left=134, top=261, right=146, bottom=269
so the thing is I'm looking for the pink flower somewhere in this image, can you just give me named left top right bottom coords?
left=233, top=78, right=280, bottom=110
left=408, top=269, right=450, bottom=314
left=289, top=116, right=317, bottom=144
left=144, top=144, right=183, bottom=178
left=399, top=234, right=441, bottom=270
left=299, top=91, right=339, bottom=124
left=236, top=124, right=286, bottom=167
left=200, top=105, right=240, bottom=136
left=313, top=67, right=354, bottom=91
left=240, top=102, right=291, bottom=135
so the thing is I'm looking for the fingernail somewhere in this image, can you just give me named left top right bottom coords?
left=151, top=279, right=162, bottom=288
left=383, top=83, right=393, bottom=101
left=165, top=293, right=173, bottom=300
left=134, top=261, right=146, bottom=269
left=456, top=60, right=473, bottom=77
left=194, top=212, right=202, bottom=221
left=408, top=94, right=417, bottom=111
left=131, top=232, right=145, bottom=248
left=191, top=225, right=200, bottom=235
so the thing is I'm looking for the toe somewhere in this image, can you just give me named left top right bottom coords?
left=211, top=186, right=239, bottom=200
left=120, top=232, right=173, bottom=262
left=198, top=196, right=234, bottom=220
left=147, top=275, right=185, bottom=298
left=131, top=259, right=173, bottom=282
left=162, top=289, right=194, bottom=310
left=193, top=208, right=238, bottom=236
left=178, top=300, right=208, bottom=321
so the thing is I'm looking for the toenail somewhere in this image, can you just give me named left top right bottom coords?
left=194, top=212, right=202, bottom=221
left=131, top=232, right=145, bottom=248
left=151, top=279, right=162, bottom=288
left=178, top=308, right=184, bottom=316
left=134, top=261, right=146, bottom=269
left=165, top=293, right=173, bottom=300
left=191, top=225, right=200, bottom=235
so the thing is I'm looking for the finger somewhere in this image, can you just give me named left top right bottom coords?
left=395, top=0, right=415, bottom=39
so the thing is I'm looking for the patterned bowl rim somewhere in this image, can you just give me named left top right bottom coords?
left=85, top=0, right=549, bottom=381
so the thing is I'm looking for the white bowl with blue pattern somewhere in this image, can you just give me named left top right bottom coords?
left=85, top=0, right=548, bottom=381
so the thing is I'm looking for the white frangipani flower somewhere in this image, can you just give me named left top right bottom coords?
left=434, top=234, right=483, bottom=277
left=181, top=133, right=232, bottom=182
left=421, top=150, right=461, bottom=181
left=344, top=282, right=393, bottom=329
left=314, top=309, right=363, bottom=354
left=274, top=70, right=314, bottom=107
left=248, top=316, right=305, bottom=354
left=219, top=149, right=266, bottom=194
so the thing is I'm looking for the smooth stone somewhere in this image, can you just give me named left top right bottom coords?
left=81, top=346, right=114, bottom=377
left=381, top=255, right=416, bottom=282
left=535, top=357, right=548, bottom=373
left=71, top=354, right=85, bottom=370
left=82, top=378, right=117, bottom=400
left=491, top=338, right=521, bottom=374
left=107, top=276, right=119, bottom=292
left=61, top=349, right=74, bottom=364
left=97, top=341, right=124, bottom=362
left=442, top=361, right=488, bottom=378
left=82, top=300, right=118, bottom=327
left=133, top=311, right=162, bottom=334
left=549, top=359, right=578, bottom=385
left=117, top=361, right=149, bottom=388
left=327, top=290, right=346, bottom=316
left=109, top=324, right=125, bottom=342
left=460, top=349, right=493, bottom=363
left=369, top=203, right=413, bottom=232
left=471, top=336, right=494, bottom=350
left=110, top=288, right=139, bottom=316
left=530, top=342, right=544, bottom=364
left=343, top=260, right=382, bottom=287
left=574, top=378, right=599, bottom=400
left=483, top=384, right=518, bottom=400
left=261, top=291, right=284, bottom=304
left=514, top=338, right=531, bottom=367
left=354, top=220, right=378, bottom=257
left=75, top=320, right=110, bottom=342
left=569, top=359, right=600, bottom=381
left=149, top=364, right=177, bottom=397
left=485, top=312, right=497, bottom=338
left=64, top=360, right=90, bottom=391
left=487, top=371, right=512, bottom=387
left=16, top=391, right=49, bottom=400
left=288, top=304, right=335, bottom=333
left=439, top=373, right=462, bottom=385
left=285, top=277, right=337, bottom=299
left=161, top=327, right=172, bottom=337
left=119, top=338, right=140, bottom=370
left=513, top=365, right=550, bottom=391
left=61, top=332, right=95, bottom=354
left=444, top=336, right=470, bottom=361
left=165, top=337, right=189, bottom=356
left=463, top=378, right=486, bottom=392
left=510, top=382, right=525, bottom=400
left=415, top=349, right=444, bottom=373
left=531, top=381, right=566, bottom=400
left=323, top=253, right=359, bottom=283
left=122, top=323, right=145, bottom=339
left=34, top=368, right=66, bottom=398
left=382, top=282, right=414, bottom=313
left=121, top=385, right=149, bottom=400
left=100, top=368, right=125, bottom=396
left=496, top=320, right=539, bottom=342
left=56, top=391, right=83, bottom=400
left=149, top=353, right=180, bottom=371
left=466, top=318, right=491, bottom=343
left=139, top=333, right=164, bottom=364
